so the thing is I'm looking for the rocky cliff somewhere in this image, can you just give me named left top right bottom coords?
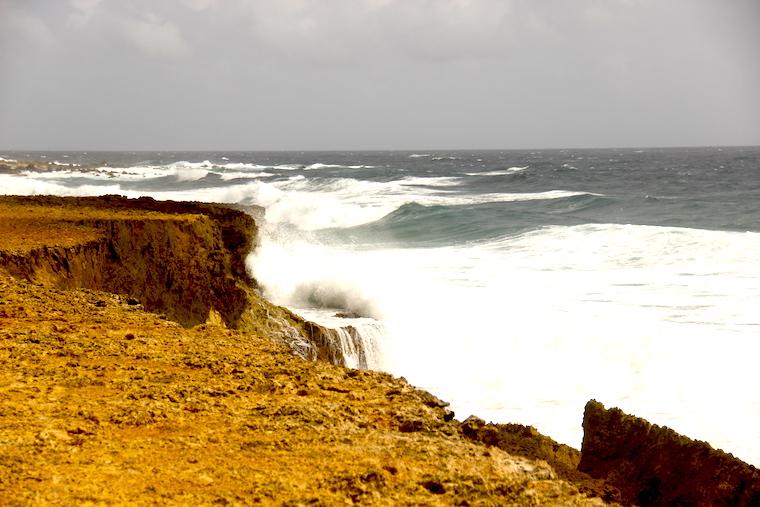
left=0, top=195, right=366, bottom=367
left=579, top=400, right=760, bottom=507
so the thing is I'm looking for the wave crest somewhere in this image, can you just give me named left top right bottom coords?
left=292, top=280, right=379, bottom=319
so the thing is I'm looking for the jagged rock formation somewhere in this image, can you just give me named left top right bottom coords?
left=461, top=416, right=622, bottom=504
left=0, top=195, right=366, bottom=367
left=579, top=400, right=760, bottom=507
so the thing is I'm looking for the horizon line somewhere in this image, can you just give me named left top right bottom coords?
left=2, top=143, right=760, bottom=153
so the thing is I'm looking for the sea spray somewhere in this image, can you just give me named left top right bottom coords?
left=246, top=218, right=391, bottom=370
left=246, top=206, right=760, bottom=467
left=298, top=317, right=384, bottom=370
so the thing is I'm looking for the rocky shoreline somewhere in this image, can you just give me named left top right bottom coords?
left=1, top=193, right=758, bottom=505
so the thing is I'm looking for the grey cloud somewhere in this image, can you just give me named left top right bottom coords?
left=121, top=13, right=191, bottom=59
left=0, top=0, right=758, bottom=150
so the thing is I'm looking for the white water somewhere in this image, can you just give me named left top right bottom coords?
left=465, top=166, right=529, bottom=176
left=248, top=206, right=760, bottom=467
left=3, top=166, right=760, bottom=467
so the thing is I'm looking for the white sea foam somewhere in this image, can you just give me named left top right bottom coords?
left=21, top=170, right=81, bottom=180
left=399, top=176, right=462, bottom=187
left=172, top=166, right=209, bottom=181
left=218, top=163, right=271, bottom=171
left=466, top=166, right=529, bottom=176
left=17, top=160, right=282, bottom=183
left=434, top=189, right=597, bottom=206
left=0, top=174, right=123, bottom=196
left=304, top=163, right=376, bottom=170
left=247, top=217, right=760, bottom=466
left=254, top=177, right=596, bottom=230
left=0, top=156, right=16, bottom=162
left=408, top=153, right=431, bottom=158
left=219, top=171, right=275, bottom=181
left=91, top=166, right=173, bottom=180
left=272, top=177, right=592, bottom=220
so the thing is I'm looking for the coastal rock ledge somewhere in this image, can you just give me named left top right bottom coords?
left=0, top=195, right=363, bottom=367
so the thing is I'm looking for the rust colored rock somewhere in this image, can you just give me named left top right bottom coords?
left=579, top=400, right=760, bottom=507
left=0, top=195, right=257, bottom=327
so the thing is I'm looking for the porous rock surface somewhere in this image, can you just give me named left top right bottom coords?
left=579, top=400, right=760, bottom=507
left=461, top=416, right=621, bottom=504
left=0, top=195, right=607, bottom=505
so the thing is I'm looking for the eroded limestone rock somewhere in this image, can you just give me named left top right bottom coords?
left=579, top=400, right=760, bottom=507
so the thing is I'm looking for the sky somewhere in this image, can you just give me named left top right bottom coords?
left=1, top=0, right=759, bottom=150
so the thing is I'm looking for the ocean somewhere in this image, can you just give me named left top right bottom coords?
left=2, top=147, right=759, bottom=466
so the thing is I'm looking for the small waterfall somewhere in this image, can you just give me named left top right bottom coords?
left=296, top=313, right=386, bottom=370
left=331, top=320, right=384, bottom=370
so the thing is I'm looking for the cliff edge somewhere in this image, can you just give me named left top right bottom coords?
left=0, top=195, right=364, bottom=367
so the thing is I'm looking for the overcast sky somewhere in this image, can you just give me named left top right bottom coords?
left=1, top=0, right=759, bottom=150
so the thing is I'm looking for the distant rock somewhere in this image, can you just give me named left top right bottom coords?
left=333, top=311, right=363, bottom=319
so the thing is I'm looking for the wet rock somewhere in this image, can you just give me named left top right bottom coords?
left=333, top=312, right=362, bottom=319
left=579, top=400, right=760, bottom=507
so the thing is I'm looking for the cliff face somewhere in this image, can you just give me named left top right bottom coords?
left=0, top=195, right=365, bottom=366
left=0, top=195, right=254, bottom=327
left=579, top=400, right=760, bottom=507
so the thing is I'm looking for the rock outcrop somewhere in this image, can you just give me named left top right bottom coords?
left=579, top=400, right=760, bottom=507
left=0, top=195, right=369, bottom=367
left=0, top=195, right=256, bottom=327
left=461, top=416, right=622, bottom=504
